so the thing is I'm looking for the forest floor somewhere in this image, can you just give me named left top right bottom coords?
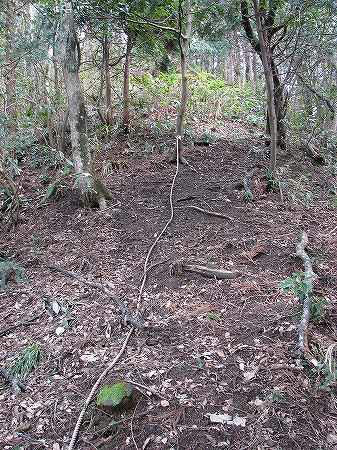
left=1, top=119, right=337, bottom=450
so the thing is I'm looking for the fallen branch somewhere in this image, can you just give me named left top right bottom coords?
left=46, top=264, right=144, bottom=329
left=296, top=232, right=317, bottom=356
left=170, top=260, right=241, bottom=280
left=183, top=205, right=233, bottom=221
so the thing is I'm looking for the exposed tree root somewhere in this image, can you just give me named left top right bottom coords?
left=296, top=232, right=317, bottom=357
left=67, top=136, right=181, bottom=449
left=68, top=327, right=134, bottom=450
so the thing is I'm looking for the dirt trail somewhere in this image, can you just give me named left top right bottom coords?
left=1, top=122, right=337, bottom=449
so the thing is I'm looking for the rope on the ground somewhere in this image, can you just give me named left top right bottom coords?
left=67, top=137, right=181, bottom=449
left=136, top=136, right=180, bottom=313
left=68, top=327, right=134, bottom=450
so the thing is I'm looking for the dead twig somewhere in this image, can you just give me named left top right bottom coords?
left=125, top=379, right=166, bottom=400
left=296, top=232, right=317, bottom=356
left=183, top=205, right=233, bottom=221
left=170, top=260, right=241, bottom=280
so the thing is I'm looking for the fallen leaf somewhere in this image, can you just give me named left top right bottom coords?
left=215, top=349, right=226, bottom=358
left=230, top=416, right=246, bottom=427
left=80, top=353, right=99, bottom=362
left=209, top=413, right=232, bottom=424
left=327, top=434, right=337, bottom=444
left=209, top=413, right=246, bottom=427
left=52, top=300, right=61, bottom=315
left=161, top=400, right=170, bottom=407
left=243, top=371, right=256, bottom=382
left=55, top=326, right=65, bottom=336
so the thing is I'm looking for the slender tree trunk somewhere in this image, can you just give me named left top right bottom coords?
left=174, top=0, right=192, bottom=162
left=253, top=0, right=278, bottom=172
left=241, top=0, right=288, bottom=154
left=122, top=33, right=133, bottom=134
left=228, top=52, right=235, bottom=83
left=4, top=0, right=17, bottom=160
left=103, top=36, right=113, bottom=125
left=59, top=1, right=110, bottom=208
left=252, top=51, right=258, bottom=90
left=244, top=45, right=252, bottom=83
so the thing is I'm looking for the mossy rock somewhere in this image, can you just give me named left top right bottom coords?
left=97, top=381, right=135, bottom=412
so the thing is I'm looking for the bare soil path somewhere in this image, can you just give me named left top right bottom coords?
left=1, top=121, right=337, bottom=449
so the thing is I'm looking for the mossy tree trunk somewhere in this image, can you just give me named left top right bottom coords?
left=59, top=1, right=111, bottom=209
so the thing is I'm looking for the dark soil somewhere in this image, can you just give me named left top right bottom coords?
left=1, top=121, right=337, bottom=449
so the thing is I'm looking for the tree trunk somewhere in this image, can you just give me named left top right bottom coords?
left=241, top=0, right=288, bottom=156
left=59, top=1, right=110, bottom=209
left=252, top=51, right=258, bottom=90
left=253, top=0, right=278, bottom=173
left=4, top=0, right=17, bottom=161
left=271, top=60, right=287, bottom=150
left=122, top=33, right=133, bottom=134
left=244, top=45, right=252, bottom=83
left=174, top=0, right=192, bottom=163
left=103, top=36, right=113, bottom=125
left=228, top=52, right=235, bottom=83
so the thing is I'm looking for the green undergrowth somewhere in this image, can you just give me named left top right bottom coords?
left=131, top=70, right=264, bottom=127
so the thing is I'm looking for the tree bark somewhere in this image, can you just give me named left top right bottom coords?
left=244, top=46, right=251, bottom=83
left=253, top=0, right=278, bottom=173
left=122, top=32, right=133, bottom=134
left=174, top=0, right=193, bottom=162
left=252, top=51, right=258, bottom=90
left=241, top=0, right=288, bottom=155
left=103, top=36, right=113, bottom=125
left=4, top=0, right=17, bottom=160
left=59, top=1, right=110, bottom=208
